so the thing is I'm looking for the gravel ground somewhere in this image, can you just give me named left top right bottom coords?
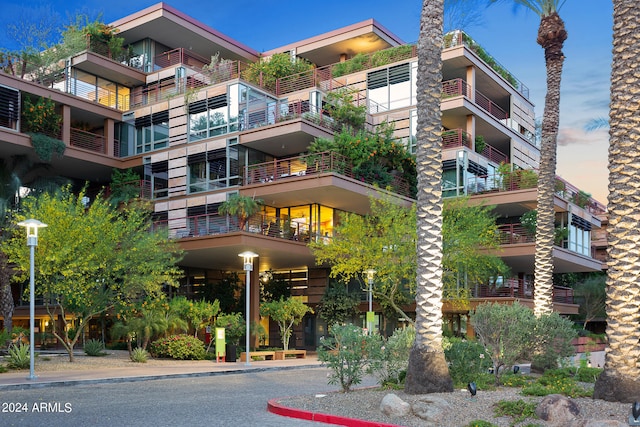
left=11, top=351, right=634, bottom=426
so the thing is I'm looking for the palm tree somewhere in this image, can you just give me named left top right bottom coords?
left=217, top=194, right=263, bottom=231
left=489, top=0, right=567, bottom=316
left=404, top=0, right=453, bottom=394
left=593, top=1, right=640, bottom=402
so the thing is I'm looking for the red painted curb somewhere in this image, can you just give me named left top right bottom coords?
left=267, top=398, right=402, bottom=427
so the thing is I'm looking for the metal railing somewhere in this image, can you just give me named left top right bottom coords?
left=496, top=223, right=535, bottom=245
left=69, top=127, right=106, bottom=154
left=243, top=151, right=413, bottom=198
left=472, top=279, right=573, bottom=304
left=441, top=78, right=509, bottom=122
left=442, top=129, right=471, bottom=150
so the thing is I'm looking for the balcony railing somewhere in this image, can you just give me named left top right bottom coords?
left=442, top=129, right=471, bottom=149
left=441, top=79, right=509, bottom=122
left=471, top=279, right=573, bottom=304
left=154, top=48, right=210, bottom=70
left=497, top=223, right=534, bottom=245
left=444, top=30, right=529, bottom=99
left=70, top=127, right=106, bottom=154
left=156, top=213, right=318, bottom=243
left=243, top=151, right=412, bottom=198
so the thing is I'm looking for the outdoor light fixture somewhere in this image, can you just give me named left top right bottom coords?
left=467, top=381, right=477, bottom=397
left=364, top=269, right=376, bottom=335
left=629, top=401, right=640, bottom=426
left=17, top=218, right=47, bottom=380
left=513, top=365, right=520, bottom=374
left=239, top=251, right=258, bottom=366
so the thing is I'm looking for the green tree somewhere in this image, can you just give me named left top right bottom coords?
left=471, top=302, right=536, bottom=385
left=260, top=297, right=313, bottom=350
left=317, top=281, right=360, bottom=327
left=404, top=0, right=452, bottom=395
left=488, top=0, right=568, bottom=317
left=243, top=52, right=314, bottom=92
left=310, top=194, right=507, bottom=322
left=2, top=187, right=183, bottom=362
left=323, top=88, right=367, bottom=132
left=572, top=275, right=606, bottom=330
left=594, top=0, right=640, bottom=402
left=531, top=311, right=576, bottom=371
left=217, top=194, right=263, bottom=231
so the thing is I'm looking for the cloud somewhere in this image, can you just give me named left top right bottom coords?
left=557, top=127, right=607, bottom=147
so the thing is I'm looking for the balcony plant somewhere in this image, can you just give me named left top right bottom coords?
left=22, top=96, right=65, bottom=162
left=218, top=194, right=263, bottom=230
left=474, top=135, right=486, bottom=153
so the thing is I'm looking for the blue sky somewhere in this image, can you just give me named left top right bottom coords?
left=1, top=1, right=613, bottom=203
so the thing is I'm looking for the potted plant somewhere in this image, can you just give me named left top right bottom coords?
left=214, top=313, right=244, bottom=362
left=218, top=194, right=263, bottom=230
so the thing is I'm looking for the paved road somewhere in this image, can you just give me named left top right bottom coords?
left=0, top=367, right=364, bottom=427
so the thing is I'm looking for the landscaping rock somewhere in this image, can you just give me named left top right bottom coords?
left=536, top=394, right=581, bottom=426
left=411, top=396, right=452, bottom=424
left=380, top=393, right=411, bottom=417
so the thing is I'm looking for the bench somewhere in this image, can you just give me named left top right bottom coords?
left=274, top=349, right=307, bottom=360
left=239, top=351, right=276, bottom=362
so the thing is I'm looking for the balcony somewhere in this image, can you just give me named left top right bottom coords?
left=441, top=129, right=509, bottom=164
left=442, top=78, right=509, bottom=122
left=243, top=151, right=413, bottom=198
left=472, top=278, right=573, bottom=304
left=497, top=223, right=534, bottom=245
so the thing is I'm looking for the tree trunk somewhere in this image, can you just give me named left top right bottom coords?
left=0, top=252, right=15, bottom=335
left=533, top=12, right=567, bottom=317
left=405, top=0, right=452, bottom=394
left=594, top=0, right=640, bottom=402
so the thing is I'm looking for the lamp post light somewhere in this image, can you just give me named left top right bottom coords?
left=365, top=269, right=376, bottom=335
left=239, top=251, right=258, bottom=366
left=17, top=218, right=47, bottom=381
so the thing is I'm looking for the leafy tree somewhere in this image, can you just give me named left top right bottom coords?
left=531, top=311, right=577, bottom=371
left=243, top=52, right=314, bottom=91
left=260, top=297, right=312, bottom=350
left=260, top=273, right=290, bottom=302
left=573, top=275, right=606, bottom=329
left=470, top=302, right=536, bottom=385
left=214, top=312, right=244, bottom=346
left=310, top=194, right=508, bottom=321
left=317, top=281, right=360, bottom=327
left=205, top=273, right=241, bottom=313
left=2, top=187, right=183, bottom=362
left=167, top=296, right=219, bottom=338
left=323, top=88, right=367, bottom=132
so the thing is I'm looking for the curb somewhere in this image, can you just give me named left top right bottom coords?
left=0, top=363, right=321, bottom=391
left=267, top=398, right=401, bottom=427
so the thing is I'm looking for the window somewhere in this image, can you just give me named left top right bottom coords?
left=187, top=143, right=244, bottom=193
left=144, top=160, right=168, bottom=199
left=367, top=62, right=415, bottom=112
left=135, top=111, right=169, bottom=154
left=189, top=94, right=229, bottom=141
left=0, top=85, right=19, bottom=130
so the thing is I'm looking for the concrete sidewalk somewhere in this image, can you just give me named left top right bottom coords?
left=0, top=353, right=324, bottom=390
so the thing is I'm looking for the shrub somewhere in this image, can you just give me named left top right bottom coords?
left=318, top=324, right=382, bottom=392
left=7, top=343, right=30, bottom=369
left=443, top=337, right=492, bottom=386
left=493, top=399, right=538, bottom=425
left=466, top=421, right=497, bottom=427
left=522, top=370, right=594, bottom=398
left=576, top=367, right=603, bottom=383
left=150, top=334, right=206, bottom=360
left=531, top=312, right=577, bottom=372
left=83, top=339, right=107, bottom=357
left=367, top=326, right=415, bottom=386
left=130, top=348, right=149, bottom=363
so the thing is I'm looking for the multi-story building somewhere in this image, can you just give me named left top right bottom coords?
left=0, top=3, right=606, bottom=348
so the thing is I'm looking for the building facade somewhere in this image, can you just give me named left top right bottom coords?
left=0, top=3, right=606, bottom=348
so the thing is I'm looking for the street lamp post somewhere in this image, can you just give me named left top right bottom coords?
left=239, top=251, right=258, bottom=366
left=365, top=269, right=376, bottom=335
left=17, top=218, right=47, bottom=380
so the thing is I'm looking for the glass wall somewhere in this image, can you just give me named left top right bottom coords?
left=135, top=110, right=169, bottom=154
left=67, top=69, right=130, bottom=111
left=187, top=138, right=244, bottom=193
left=367, top=61, right=417, bottom=113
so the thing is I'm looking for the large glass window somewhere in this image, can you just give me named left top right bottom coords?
left=188, top=94, right=229, bottom=141
left=144, top=160, right=168, bottom=199
left=68, top=69, right=130, bottom=110
left=367, top=62, right=416, bottom=113
left=186, top=140, right=245, bottom=193
left=135, top=110, right=168, bottom=154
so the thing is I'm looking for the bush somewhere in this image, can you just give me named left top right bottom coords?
left=531, top=312, right=577, bottom=372
left=83, top=339, right=107, bottom=357
left=317, top=324, right=382, bottom=392
left=521, top=369, right=594, bottom=398
left=443, top=337, right=492, bottom=386
left=130, top=348, right=149, bottom=363
left=150, top=334, right=206, bottom=360
left=367, top=326, right=415, bottom=386
left=7, top=343, right=31, bottom=369
left=494, top=399, right=538, bottom=425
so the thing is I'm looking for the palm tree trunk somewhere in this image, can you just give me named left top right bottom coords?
left=0, top=252, right=15, bottom=335
left=593, top=0, right=640, bottom=402
left=533, top=12, right=567, bottom=317
left=404, top=0, right=453, bottom=394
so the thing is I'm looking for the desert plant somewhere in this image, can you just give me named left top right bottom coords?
left=318, top=324, right=382, bottom=392
left=367, top=325, right=415, bottom=386
left=83, top=338, right=107, bottom=357
left=470, top=302, right=536, bottom=385
left=494, top=399, right=538, bottom=425
left=531, top=312, right=577, bottom=372
left=130, top=347, right=149, bottom=363
left=260, top=297, right=313, bottom=350
left=149, top=334, right=206, bottom=360
left=443, top=337, right=493, bottom=386
left=7, top=342, right=30, bottom=369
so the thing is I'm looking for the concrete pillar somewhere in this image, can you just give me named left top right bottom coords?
left=104, top=118, right=115, bottom=156
left=61, top=104, right=71, bottom=146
